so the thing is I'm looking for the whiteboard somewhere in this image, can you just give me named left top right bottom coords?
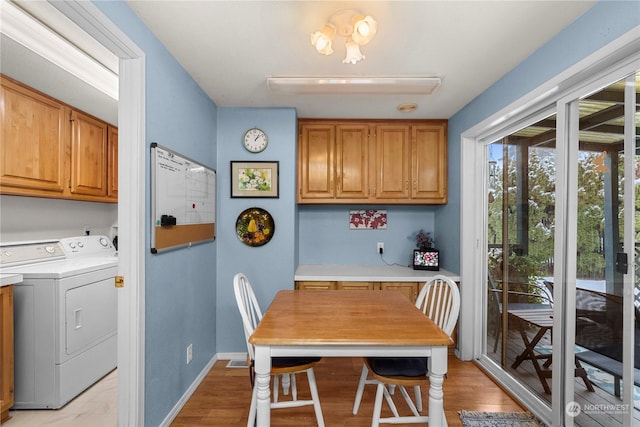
left=151, top=143, right=216, bottom=253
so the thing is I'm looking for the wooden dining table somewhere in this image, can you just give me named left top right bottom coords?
left=249, top=290, right=453, bottom=426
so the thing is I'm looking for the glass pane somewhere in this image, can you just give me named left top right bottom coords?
left=570, top=75, right=639, bottom=426
left=486, top=113, right=557, bottom=402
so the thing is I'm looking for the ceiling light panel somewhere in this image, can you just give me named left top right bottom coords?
left=267, top=77, right=442, bottom=95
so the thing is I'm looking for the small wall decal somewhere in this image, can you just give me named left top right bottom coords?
left=349, top=209, right=387, bottom=230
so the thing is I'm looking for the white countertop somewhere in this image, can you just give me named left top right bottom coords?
left=295, top=264, right=460, bottom=282
left=0, top=273, right=23, bottom=287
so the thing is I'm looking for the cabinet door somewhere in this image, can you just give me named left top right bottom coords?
left=295, top=281, right=336, bottom=290
left=0, top=78, right=66, bottom=194
left=0, top=285, right=14, bottom=423
left=412, top=124, right=447, bottom=202
left=335, top=124, right=370, bottom=200
left=337, top=281, right=374, bottom=290
left=374, top=124, right=410, bottom=199
left=70, top=110, right=108, bottom=197
left=379, top=282, right=418, bottom=303
left=298, top=124, right=335, bottom=201
left=107, top=126, right=118, bottom=200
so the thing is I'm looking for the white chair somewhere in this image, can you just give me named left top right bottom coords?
left=232, top=273, right=325, bottom=427
left=352, top=275, right=460, bottom=426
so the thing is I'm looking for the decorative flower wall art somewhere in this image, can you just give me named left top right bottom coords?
left=230, top=161, right=279, bottom=198
left=349, top=209, right=387, bottom=230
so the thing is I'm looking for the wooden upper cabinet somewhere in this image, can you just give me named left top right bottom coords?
left=412, top=124, right=447, bottom=203
left=298, top=119, right=447, bottom=205
left=374, top=124, right=410, bottom=200
left=70, top=110, right=108, bottom=197
left=0, top=76, right=67, bottom=194
left=107, top=126, right=118, bottom=200
left=298, top=124, right=335, bottom=200
left=336, top=124, right=369, bottom=200
left=0, top=75, right=117, bottom=203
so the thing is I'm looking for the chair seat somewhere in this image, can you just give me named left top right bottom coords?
left=367, top=357, right=427, bottom=377
left=273, top=357, right=321, bottom=369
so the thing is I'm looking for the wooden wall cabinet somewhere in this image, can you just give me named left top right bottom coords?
left=70, top=110, right=108, bottom=197
left=0, top=77, right=67, bottom=195
left=297, top=119, right=447, bottom=205
left=107, top=127, right=118, bottom=200
left=1, top=285, right=14, bottom=423
left=0, top=75, right=117, bottom=203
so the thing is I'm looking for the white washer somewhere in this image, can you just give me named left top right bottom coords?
left=0, top=235, right=118, bottom=409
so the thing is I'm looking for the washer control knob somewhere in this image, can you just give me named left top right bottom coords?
left=77, top=242, right=84, bottom=248
left=69, top=242, right=76, bottom=249
left=99, top=237, right=109, bottom=247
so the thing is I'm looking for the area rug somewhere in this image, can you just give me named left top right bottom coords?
left=459, top=410, right=545, bottom=427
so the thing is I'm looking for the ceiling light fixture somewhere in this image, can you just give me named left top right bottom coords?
left=310, top=9, right=377, bottom=65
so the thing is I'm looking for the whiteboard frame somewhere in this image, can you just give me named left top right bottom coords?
left=150, top=142, right=216, bottom=253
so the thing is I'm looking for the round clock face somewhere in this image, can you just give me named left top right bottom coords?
left=243, top=128, right=268, bottom=153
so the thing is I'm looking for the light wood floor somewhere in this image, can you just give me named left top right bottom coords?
left=3, top=354, right=526, bottom=427
left=172, top=355, right=526, bottom=426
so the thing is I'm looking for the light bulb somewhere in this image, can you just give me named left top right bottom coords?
left=343, top=40, right=365, bottom=64
left=310, top=24, right=336, bottom=56
left=351, top=15, right=377, bottom=45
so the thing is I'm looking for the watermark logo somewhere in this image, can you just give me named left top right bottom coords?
left=566, top=401, right=630, bottom=417
left=566, top=401, right=581, bottom=417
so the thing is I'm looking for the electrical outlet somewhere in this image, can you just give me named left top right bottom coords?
left=187, top=344, right=193, bottom=364
left=377, top=242, right=384, bottom=254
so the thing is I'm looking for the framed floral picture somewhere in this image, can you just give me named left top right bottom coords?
left=230, top=161, right=279, bottom=198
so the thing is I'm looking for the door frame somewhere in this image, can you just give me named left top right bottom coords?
left=48, top=1, right=146, bottom=425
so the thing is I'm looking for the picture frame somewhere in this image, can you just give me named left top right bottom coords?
left=230, top=161, right=279, bottom=198
left=412, top=249, right=440, bottom=271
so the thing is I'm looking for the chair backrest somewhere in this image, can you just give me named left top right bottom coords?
left=416, top=275, right=460, bottom=336
left=233, top=273, right=263, bottom=361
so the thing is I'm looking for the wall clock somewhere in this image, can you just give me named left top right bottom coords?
left=243, top=128, right=268, bottom=153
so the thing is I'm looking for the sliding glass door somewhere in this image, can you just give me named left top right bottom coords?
left=484, top=71, right=638, bottom=425
left=563, top=73, right=639, bottom=426
left=485, top=113, right=557, bottom=398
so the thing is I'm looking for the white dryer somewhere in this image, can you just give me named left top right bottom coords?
left=0, top=235, right=118, bottom=409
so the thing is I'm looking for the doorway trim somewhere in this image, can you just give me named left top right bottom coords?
left=48, top=1, right=146, bottom=425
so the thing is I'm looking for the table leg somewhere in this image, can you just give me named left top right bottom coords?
left=510, top=320, right=552, bottom=394
left=254, top=345, right=272, bottom=426
left=428, top=346, right=448, bottom=426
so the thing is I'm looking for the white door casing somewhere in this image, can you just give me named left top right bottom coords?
left=47, top=1, right=146, bottom=425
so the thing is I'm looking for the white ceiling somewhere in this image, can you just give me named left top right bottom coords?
left=126, top=0, right=596, bottom=119
left=1, top=1, right=596, bottom=123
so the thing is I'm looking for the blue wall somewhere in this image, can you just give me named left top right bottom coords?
left=440, top=0, right=639, bottom=275
left=298, top=205, right=436, bottom=266
left=215, top=107, right=298, bottom=354
left=93, top=3, right=218, bottom=426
